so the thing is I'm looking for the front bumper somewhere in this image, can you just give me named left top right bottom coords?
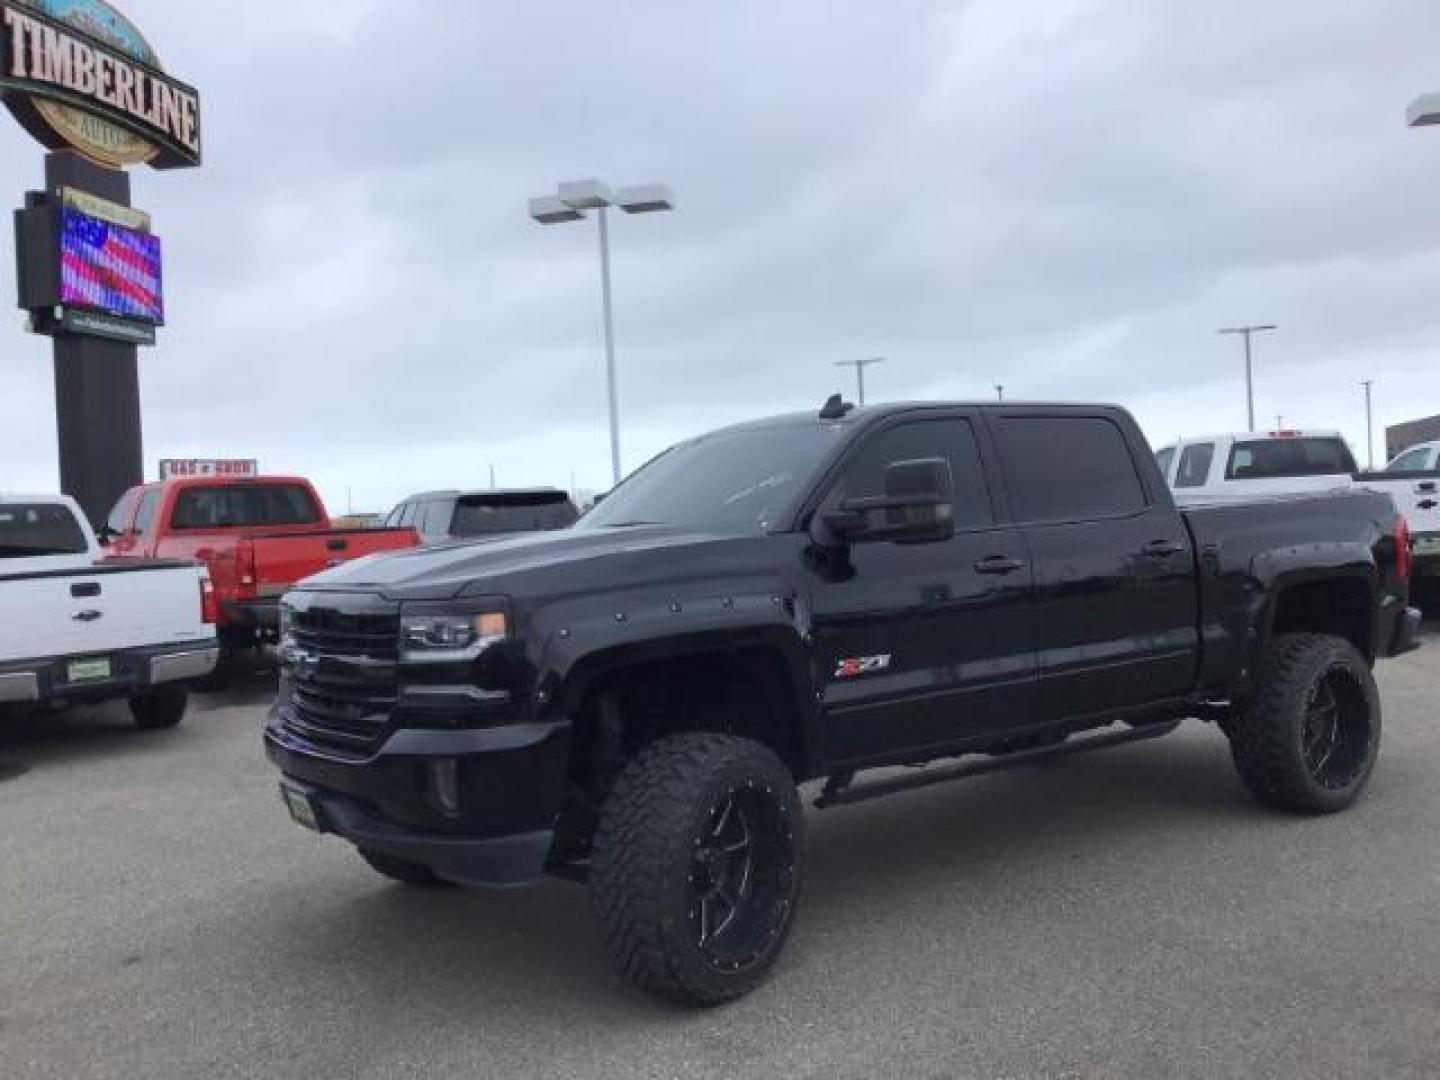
left=264, top=714, right=570, bottom=886
left=0, top=640, right=219, bottom=705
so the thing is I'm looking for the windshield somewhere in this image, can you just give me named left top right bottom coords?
left=0, top=503, right=88, bottom=558
left=1225, top=437, right=1357, bottom=480
left=452, top=492, right=579, bottom=536
left=580, top=422, right=847, bottom=532
left=170, top=484, right=322, bottom=529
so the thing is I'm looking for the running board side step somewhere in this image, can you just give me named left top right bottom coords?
left=813, top=719, right=1183, bottom=809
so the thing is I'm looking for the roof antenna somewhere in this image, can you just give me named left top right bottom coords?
left=819, top=393, right=854, bottom=420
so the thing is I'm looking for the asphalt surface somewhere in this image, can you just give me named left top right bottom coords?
left=2, top=636, right=1438, bottom=1080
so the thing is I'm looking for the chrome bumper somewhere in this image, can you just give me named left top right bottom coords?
left=0, top=671, right=40, bottom=703
left=150, top=647, right=219, bottom=685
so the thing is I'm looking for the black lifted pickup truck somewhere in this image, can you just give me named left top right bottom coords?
left=266, top=399, right=1420, bottom=1004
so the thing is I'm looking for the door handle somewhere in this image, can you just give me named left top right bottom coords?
left=1418, top=499, right=1438, bottom=511
left=974, top=555, right=1026, bottom=575
left=327, top=538, right=348, bottom=552
left=72, top=610, right=103, bottom=622
left=1141, top=540, right=1186, bottom=558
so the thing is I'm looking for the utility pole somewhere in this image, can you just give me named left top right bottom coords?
left=833, top=357, right=885, bottom=405
left=1361, top=380, right=1375, bottom=469
left=995, top=384, right=1004, bottom=402
left=489, top=464, right=496, bottom=489
left=1217, top=324, right=1278, bottom=431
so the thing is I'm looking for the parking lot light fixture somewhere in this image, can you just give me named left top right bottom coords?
left=1217, top=324, right=1277, bottom=431
left=529, top=179, right=675, bottom=487
left=1406, top=94, right=1440, bottom=127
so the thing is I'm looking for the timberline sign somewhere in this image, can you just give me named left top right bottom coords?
left=1, top=0, right=200, bottom=169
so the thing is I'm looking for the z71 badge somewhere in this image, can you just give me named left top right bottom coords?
left=834, top=654, right=892, bottom=679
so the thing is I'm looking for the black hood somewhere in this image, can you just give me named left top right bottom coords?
left=295, top=525, right=787, bottom=602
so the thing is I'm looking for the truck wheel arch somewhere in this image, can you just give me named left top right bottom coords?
left=555, top=629, right=820, bottom=796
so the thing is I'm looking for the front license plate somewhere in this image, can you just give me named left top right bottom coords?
left=67, top=657, right=111, bottom=683
left=280, top=784, right=323, bottom=832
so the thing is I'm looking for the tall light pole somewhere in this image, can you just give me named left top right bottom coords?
left=995, top=384, right=1004, bottom=402
left=529, top=179, right=675, bottom=487
left=833, top=357, right=885, bottom=405
left=1217, top=324, right=1277, bottom=431
left=1361, top=379, right=1375, bottom=469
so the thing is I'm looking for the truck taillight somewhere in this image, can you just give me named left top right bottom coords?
left=200, top=577, right=218, bottom=624
left=1396, top=515, right=1413, bottom=584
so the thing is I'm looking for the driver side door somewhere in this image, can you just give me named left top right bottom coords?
left=804, top=413, right=1037, bottom=767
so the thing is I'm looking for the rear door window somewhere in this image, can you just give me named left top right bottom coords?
left=1225, top=437, right=1357, bottom=480
left=1387, top=446, right=1435, bottom=472
left=452, top=492, right=580, bottom=537
left=169, top=485, right=323, bottom=529
left=996, top=416, right=1147, bottom=523
left=1174, top=442, right=1215, bottom=488
left=106, top=490, right=139, bottom=533
left=134, top=490, right=161, bottom=537
left=0, top=503, right=88, bottom=558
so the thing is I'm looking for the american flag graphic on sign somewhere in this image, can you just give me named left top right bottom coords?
left=60, top=208, right=165, bottom=325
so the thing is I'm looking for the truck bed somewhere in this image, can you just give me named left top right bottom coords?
left=1180, top=486, right=1410, bottom=698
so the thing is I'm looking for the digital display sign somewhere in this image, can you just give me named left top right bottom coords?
left=60, top=204, right=164, bottom=325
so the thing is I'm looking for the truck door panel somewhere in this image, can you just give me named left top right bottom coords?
left=992, top=412, right=1198, bottom=722
left=805, top=414, right=1038, bottom=765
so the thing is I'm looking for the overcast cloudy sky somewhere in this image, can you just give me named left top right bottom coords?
left=3, top=0, right=1440, bottom=511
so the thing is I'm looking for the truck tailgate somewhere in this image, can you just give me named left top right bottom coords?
left=0, top=562, right=208, bottom=660
left=247, top=528, right=419, bottom=596
left=1357, top=472, right=1440, bottom=549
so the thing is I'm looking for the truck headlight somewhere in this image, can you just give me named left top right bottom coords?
left=399, top=609, right=508, bottom=663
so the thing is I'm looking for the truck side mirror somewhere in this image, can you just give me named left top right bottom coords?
left=820, top=457, right=955, bottom=545
left=95, top=524, right=118, bottom=546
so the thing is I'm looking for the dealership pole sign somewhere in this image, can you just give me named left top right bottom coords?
left=5, top=1, right=201, bottom=529
left=1, top=0, right=200, bottom=169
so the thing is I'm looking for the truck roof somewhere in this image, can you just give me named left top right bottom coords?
left=0, top=492, right=72, bottom=504
left=134, top=475, right=317, bottom=490
left=712, top=400, right=1127, bottom=436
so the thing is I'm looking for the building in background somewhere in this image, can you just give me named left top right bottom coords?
left=1386, top=415, right=1440, bottom=460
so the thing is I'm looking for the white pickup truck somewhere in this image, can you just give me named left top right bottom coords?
left=0, top=493, right=219, bottom=728
left=1154, top=430, right=1440, bottom=589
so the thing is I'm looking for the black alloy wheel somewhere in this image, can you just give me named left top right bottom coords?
left=591, top=733, right=804, bottom=1005
left=1229, top=633, right=1381, bottom=814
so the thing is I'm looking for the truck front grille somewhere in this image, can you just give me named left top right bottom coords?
left=282, top=599, right=399, bottom=756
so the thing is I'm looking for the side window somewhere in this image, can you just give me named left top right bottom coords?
left=395, top=502, right=417, bottom=528
left=106, top=490, right=138, bottom=533
left=383, top=505, right=403, bottom=527
left=420, top=500, right=451, bottom=539
left=133, top=490, right=161, bottom=537
left=997, top=416, right=1147, bottom=523
left=1154, top=446, right=1175, bottom=481
left=1387, top=447, right=1433, bottom=472
left=1174, top=442, right=1215, bottom=488
left=832, top=418, right=993, bottom=530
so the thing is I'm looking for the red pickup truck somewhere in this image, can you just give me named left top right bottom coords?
left=105, top=476, right=418, bottom=657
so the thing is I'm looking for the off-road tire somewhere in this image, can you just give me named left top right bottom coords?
left=590, top=733, right=804, bottom=1006
left=1229, top=633, right=1381, bottom=814
left=129, top=688, right=188, bottom=730
left=358, top=849, right=455, bottom=887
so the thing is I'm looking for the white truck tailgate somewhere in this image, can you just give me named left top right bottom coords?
left=0, top=564, right=208, bottom=660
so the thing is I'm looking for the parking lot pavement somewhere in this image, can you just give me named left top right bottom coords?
left=2, top=637, right=1438, bottom=1080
